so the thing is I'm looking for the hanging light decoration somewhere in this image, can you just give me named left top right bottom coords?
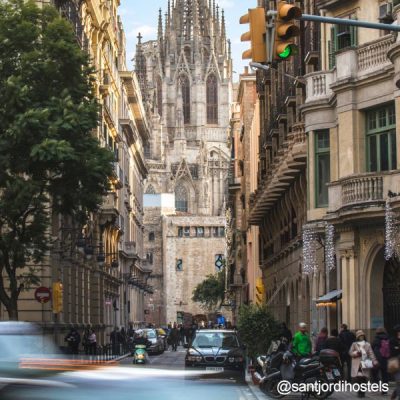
left=325, top=223, right=336, bottom=271
left=302, top=225, right=318, bottom=275
left=385, top=199, right=399, bottom=260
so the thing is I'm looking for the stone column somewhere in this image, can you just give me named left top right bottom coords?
left=340, top=250, right=358, bottom=330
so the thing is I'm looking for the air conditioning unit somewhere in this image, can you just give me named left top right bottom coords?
left=379, top=3, right=393, bottom=20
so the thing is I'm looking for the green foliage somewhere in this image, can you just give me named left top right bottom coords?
left=237, top=304, right=280, bottom=359
left=0, top=0, right=114, bottom=319
left=192, top=271, right=225, bottom=311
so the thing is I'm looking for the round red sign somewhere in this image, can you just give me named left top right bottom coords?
left=34, top=287, right=51, bottom=304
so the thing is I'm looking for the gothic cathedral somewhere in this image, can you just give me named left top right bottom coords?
left=138, top=0, right=232, bottom=324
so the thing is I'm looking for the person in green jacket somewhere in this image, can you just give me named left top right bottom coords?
left=292, top=322, right=312, bottom=357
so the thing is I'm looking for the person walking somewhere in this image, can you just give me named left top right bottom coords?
left=179, top=324, right=185, bottom=346
left=83, top=328, right=90, bottom=355
left=315, top=327, right=329, bottom=354
left=170, top=323, right=179, bottom=351
left=88, top=329, right=97, bottom=355
left=325, top=329, right=344, bottom=354
left=110, top=327, right=122, bottom=355
left=390, top=325, right=400, bottom=400
left=65, top=328, right=81, bottom=355
left=349, top=330, right=377, bottom=398
left=292, top=322, right=312, bottom=358
left=340, top=323, right=357, bottom=381
left=372, top=327, right=390, bottom=393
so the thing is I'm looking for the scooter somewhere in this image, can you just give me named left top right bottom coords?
left=133, top=344, right=148, bottom=364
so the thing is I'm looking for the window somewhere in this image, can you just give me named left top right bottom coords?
left=315, top=130, right=330, bottom=207
left=157, top=76, right=162, bottom=117
left=213, top=227, right=225, bottom=237
left=146, top=252, right=153, bottom=264
left=206, top=74, right=218, bottom=124
left=176, top=259, right=183, bottom=271
left=178, top=75, right=190, bottom=124
left=183, top=227, right=190, bottom=237
left=196, top=227, right=204, bottom=237
left=175, top=184, right=188, bottom=212
left=145, top=184, right=156, bottom=194
left=328, top=16, right=357, bottom=69
left=149, top=232, right=155, bottom=241
left=178, top=227, right=183, bottom=237
left=366, top=104, right=397, bottom=172
left=144, top=143, right=151, bottom=158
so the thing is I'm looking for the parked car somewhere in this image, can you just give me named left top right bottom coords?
left=156, top=328, right=168, bottom=350
left=141, top=329, right=164, bottom=355
left=185, top=329, right=246, bottom=382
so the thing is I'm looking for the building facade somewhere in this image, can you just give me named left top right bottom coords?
left=228, top=69, right=261, bottom=324
left=6, top=0, right=151, bottom=344
left=139, top=0, right=233, bottom=325
left=248, top=0, right=400, bottom=338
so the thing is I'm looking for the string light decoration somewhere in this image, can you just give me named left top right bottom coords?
left=302, top=226, right=318, bottom=275
left=385, top=199, right=399, bottom=260
left=325, top=223, right=336, bottom=271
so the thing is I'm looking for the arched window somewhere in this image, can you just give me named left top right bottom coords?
left=178, top=75, right=190, bottom=124
left=206, top=74, right=218, bottom=124
left=157, top=76, right=162, bottom=117
left=149, top=232, right=155, bottom=241
left=175, top=184, right=188, bottom=212
left=146, top=185, right=156, bottom=194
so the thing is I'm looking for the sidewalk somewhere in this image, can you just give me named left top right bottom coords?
left=245, top=374, right=395, bottom=400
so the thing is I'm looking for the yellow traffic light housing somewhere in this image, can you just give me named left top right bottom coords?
left=274, top=1, right=302, bottom=61
left=240, top=8, right=267, bottom=63
left=52, top=281, right=63, bottom=314
left=255, top=277, right=265, bottom=305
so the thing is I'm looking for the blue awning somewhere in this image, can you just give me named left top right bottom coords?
left=316, top=289, right=342, bottom=303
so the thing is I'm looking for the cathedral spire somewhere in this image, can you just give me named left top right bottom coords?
left=221, top=9, right=226, bottom=39
left=135, top=32, right=148, bottom=103
left=158, top=8, right=163, bottom=42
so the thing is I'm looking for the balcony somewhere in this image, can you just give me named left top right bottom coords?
left=249, top=123, right=306, bottom=225
left=111, top=162, right=123, bottom=189
left=305, top=70, right=334, bottom=104
left=100, top=192, right=119, bottom=224
left=328, top=171, right=400, bottom=215
left=120, top=241, right=138, bottom=260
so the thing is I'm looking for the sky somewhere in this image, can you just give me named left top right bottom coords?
left=119, top=0, right=254, bottom=81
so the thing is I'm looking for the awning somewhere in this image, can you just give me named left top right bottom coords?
left=316, top=289, right=342, bottom=304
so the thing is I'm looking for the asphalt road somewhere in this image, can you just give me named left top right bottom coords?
left=2, top=347, right=260, bottom=400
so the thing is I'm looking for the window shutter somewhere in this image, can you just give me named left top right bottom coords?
left=328, top=26, right=337, bottom=69
left=350, top=23, right=358, bottom=47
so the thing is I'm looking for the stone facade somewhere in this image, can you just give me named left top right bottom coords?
left=139, top=0, right=232, bottom=325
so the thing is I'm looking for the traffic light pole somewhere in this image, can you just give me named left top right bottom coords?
left=267, top=10, right=400, bottom=33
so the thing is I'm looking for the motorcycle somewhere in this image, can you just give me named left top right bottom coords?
left=259, top=349, right=342, bottom=400
left=133, top=344, right=148, bottom=364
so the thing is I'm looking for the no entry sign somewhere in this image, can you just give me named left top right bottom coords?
left=34, top=287, right=51, bottom=304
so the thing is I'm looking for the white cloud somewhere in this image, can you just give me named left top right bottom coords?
left=217, top=0, right=234, bottom=8
left=127, top=24, right=157, bottom=40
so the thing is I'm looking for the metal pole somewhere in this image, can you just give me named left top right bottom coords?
left=267, top=10, right=400, bottom=32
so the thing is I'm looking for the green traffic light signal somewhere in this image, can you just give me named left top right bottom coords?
left=278, top=44, right=298, bottom=59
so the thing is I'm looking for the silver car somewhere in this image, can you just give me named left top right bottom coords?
left=141, top=329, right=164, bottom=355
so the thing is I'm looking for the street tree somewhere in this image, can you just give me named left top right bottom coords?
left=0, top=0, right=114, bottom=320
left=192, top=271, right=225, bottom=311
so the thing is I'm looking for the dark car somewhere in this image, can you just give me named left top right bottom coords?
left=185, top=330, right=245, bottom=382
left=142, top=329, right=164, bottom=355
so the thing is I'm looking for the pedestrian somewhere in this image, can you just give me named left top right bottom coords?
left=65, top=328, right=81, bottom=355
left=83, top=328, right=90, bottom=355
left=291, top=322, right=312, bottom=358
left=340, top=323, right=357, bottom=381
left=371, top=327, right=390, bottom=393
left=110, top=327, right=122, bottom=355
left=280, top=322, right=292, bottom=343
left=169, top=323, right=179, bottom=351
left=325, top=329, right=344, bottom=354
left=390, top=325, right=400, bottom=400
left=88, top=329, right=97, bottom=355
left=315, top=327, right=329, bottom=354
left=349, top=330, right=378, bottom=398
left=179, top=324, right=185, bottom=346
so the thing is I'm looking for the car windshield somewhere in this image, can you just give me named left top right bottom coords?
left=192, top=332, right=240, bottom=348
left=146, top=330, right=156, bottom=339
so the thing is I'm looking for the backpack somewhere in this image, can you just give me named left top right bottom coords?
left=380, top=339, right=391, bottom=358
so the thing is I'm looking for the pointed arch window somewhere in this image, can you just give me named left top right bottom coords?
left=178, top=75, right=190, bottom=125
left=206, top=74, right=218, bottom=125
left=175, top=184, right=188, bottom=212
left=146, top=185, right=156, bottom=194
left=157, top=76, right=162, bottom=117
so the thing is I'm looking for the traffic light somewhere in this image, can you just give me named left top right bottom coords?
left=255, top=277, right=265, bottom=305
left=52, top=281, right=63, bottom=314
left=240, top=7, right=267, bottom=63
left=274, top=1, right=302, bottom=61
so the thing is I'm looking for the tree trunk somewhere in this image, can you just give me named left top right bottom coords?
left=7, top=297, right=19, bottom=321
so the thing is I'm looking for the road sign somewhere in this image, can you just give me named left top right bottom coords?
left=34, top=287, right=51, bottom=304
